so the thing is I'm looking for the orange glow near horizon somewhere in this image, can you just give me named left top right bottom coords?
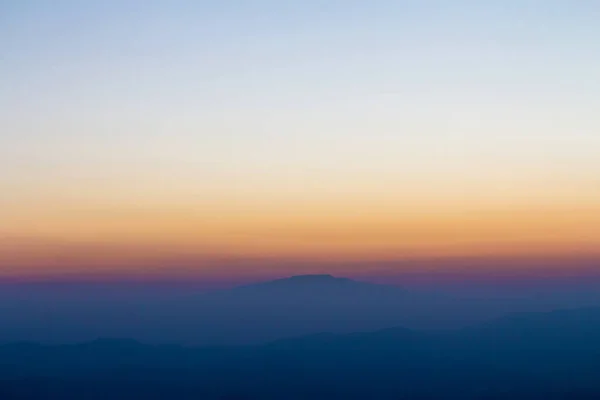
left=2, top=195, right=599, bottom=279
left=3, top=1, right=600, bottom=283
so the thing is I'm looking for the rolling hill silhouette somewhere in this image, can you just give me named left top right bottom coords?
left=3, top=307, right=600, bottom=399
left=161, top=274, right=422, bottom=345
left=0, top=275, right=437, bottom=345
left=205, top=274, right=408, bottom=305
left=1, top=274, right=596, bottom=346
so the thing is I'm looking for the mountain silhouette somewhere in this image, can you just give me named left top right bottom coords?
left=160, top=274, right=419, bottom=345
left=0, top=275, right=593, bottom=346
left=213, top=274, right=407, bottom=303
left=238, top=274, right=372, bottom=288
left=3, top=307, right=600, bottom=399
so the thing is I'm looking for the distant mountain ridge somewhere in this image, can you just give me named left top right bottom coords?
left=242, top=274, right=351, bottom=286
left=1, top=274, right=597, bottom=346
left=226, top=274, right=406, bottom=300
left=3, top=307, right=600, bottom=399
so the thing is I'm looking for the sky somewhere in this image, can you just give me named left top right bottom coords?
left=1, top=1, right=600, bottom=281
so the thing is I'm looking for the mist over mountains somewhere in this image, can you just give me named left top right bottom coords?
left=3, top=306, right=600, bottom=399
left=2, top=274, right=600, bottom=345
left=3, top=275, right=600, bottom=398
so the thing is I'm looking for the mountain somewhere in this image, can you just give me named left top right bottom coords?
left=0, top=275, right=436, bottom=345
left=161, top=274, right=421, bottom=345
left=3, top=307, right=600, bottom=399
left=0, top=275, right=587, bottom=346
left=205, top=274, right=408, bottom=304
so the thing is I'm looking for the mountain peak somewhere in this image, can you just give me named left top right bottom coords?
left=235, top=274, right=356, bottom=291
left=287, top=274, right=340, bottom=281
left=231, top=275, right=406, bottom=300
left=267, top=274, right=352, bottom=286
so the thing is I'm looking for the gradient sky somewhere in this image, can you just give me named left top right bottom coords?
left=1, top=1, right=600, bottom=280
